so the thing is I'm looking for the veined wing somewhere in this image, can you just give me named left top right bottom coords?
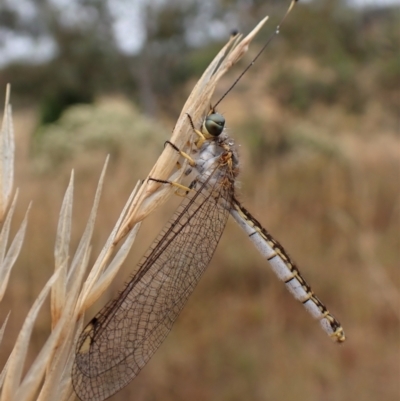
left=72, top=163, right=234, bottom=401
left=230, top=198, right=345, bottom=343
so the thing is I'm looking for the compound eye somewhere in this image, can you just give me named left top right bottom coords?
left=203, top=113, right=225, bottom=137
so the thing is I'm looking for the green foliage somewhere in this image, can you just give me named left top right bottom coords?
left=271, top=1, right=398, bottom=115
left=33, top=98, right=166, bottom=172
left=378, top=52, right=400, bottom=91
left=239, top=116, right=344, bottom=172
left=269, top=62, right=366, bottom=114
left=0, top=0, right=398, bottom=120
left=39, top=89, right=93, bottom=125
left=238, top=117, right=292, bottom=168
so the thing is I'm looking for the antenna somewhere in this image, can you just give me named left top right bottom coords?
left=213, top=0, right=298, bottom=110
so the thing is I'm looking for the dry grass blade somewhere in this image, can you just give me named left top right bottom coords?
left=0, top=84, right=14, bottom=221
left=34, top=159, right=140, bottom=400
left=0, top=356, right=10, bottom=390
left=0, top=87, right=28, bottom=303
left=14, top=307, right=71, bottom=401
left=6, top=158, right=111, bottom=401
left=51, top=171, right=74, bottom=327
left=66, top=157, right=109, bottom=299
left=0, top=312, right=10, bottom=347
left=83, top=222, right=141, bottom=311
left=0, top=190, right=18, bottom=302
left=0, top=200, right=30, bottom=303
left=0, top=90, right=29, bottom=315
left=76, top=181, right=141, bottom=313
left=20, top=276, right=87, bottom=401
left=0, top=105, right=113, bottom=400
left=0, top=271, right=60, bottom=401
left=115, top=15, right=270, bottom=242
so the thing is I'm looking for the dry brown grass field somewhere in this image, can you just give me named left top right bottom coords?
left=0, top=8, right=399, bottom=401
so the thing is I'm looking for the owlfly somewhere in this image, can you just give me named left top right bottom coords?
left=72, top=2, right=345, bottom=400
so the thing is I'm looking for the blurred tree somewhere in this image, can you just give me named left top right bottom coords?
left=132, top=0, right=197, bottom=117
left=0, top=0, right=127, bottom=124
left=0, top=0, right=398, bottom=124
left=35, top=0, right=123, bottom=124
left=0, top=0, right=326, bottom=119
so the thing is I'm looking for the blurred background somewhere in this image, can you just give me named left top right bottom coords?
left=0, top=0, right=399, bottom=400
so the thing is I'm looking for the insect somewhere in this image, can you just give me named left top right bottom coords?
left=72, top=2, right=344, bottom=400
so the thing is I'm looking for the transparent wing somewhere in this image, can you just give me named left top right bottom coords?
left=72, top=168, right=233, bottom=401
